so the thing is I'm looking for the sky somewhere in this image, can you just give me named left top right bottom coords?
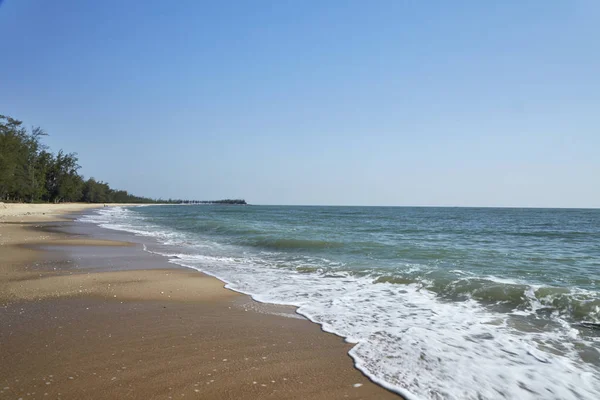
left=1, top=0, right=599, bottom=207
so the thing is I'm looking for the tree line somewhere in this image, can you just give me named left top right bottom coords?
left=0, top=114, right=159, bottom=204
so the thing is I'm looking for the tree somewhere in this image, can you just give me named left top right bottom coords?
left=0, top=115, right=32, bottom=201
left=0, top=113, right=163, bottom=204
left=45, top=150, right=83, bottom=203
left=24, top=126, right=48, bottom=202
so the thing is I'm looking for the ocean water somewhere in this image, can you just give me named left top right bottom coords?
left=79, top=205, right=600, bottom=399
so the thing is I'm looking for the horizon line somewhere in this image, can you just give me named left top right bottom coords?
left=167, top=203, right=600, bottom=210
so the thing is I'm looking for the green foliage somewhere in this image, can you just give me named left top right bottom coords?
left=0, top=114, right=158, bottom=204
left=1, top=114, right=247, bottom=205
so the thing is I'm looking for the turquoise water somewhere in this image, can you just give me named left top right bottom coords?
left=81, top=206, right=600, bottom=399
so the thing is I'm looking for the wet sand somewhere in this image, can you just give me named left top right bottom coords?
left=0, top=207, right=400, bottom=399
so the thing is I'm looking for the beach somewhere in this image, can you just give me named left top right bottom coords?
left=0, top=204, right=399, bottom=400
left=79, top=204, right=600, bottom=399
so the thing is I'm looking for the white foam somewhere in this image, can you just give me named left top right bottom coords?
left=79, top=207, right=185, bottom=242
left=165, top=253, right=600, bottom=400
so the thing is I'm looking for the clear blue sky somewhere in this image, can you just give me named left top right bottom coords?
left=1, top=1, right=598, bottom=207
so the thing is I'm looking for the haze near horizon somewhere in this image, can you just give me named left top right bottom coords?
left=1, top=0, right=598, bottom=207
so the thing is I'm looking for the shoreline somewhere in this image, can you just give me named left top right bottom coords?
left=0, top=204, right=401, bottom=399
left=0, top=202, right=145, bottom=223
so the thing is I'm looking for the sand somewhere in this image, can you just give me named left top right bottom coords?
left=0, top=202, right=135, bottom=223
left=0, top=205, right=401, bottom=399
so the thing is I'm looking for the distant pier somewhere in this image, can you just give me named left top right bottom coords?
left=177, top=199, right=247, bottom=205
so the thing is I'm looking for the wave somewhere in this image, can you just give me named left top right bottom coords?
left=177, top=220, right=265, bottom=236
left=242, top=237, right=345, bottom=250
left=172, top=256, right=600, bottom=399
left=373, top=273, right=600, bottom=323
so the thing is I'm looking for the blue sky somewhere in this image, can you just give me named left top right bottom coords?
left=1, top=1, right=598, bottom=207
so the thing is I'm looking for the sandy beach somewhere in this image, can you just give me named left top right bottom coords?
left=0, top=204, right=400, bottom=400
left=0, top=203, right=126, bottom=223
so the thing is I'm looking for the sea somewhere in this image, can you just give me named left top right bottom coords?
left=79, top=205, right=600, bottom=400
